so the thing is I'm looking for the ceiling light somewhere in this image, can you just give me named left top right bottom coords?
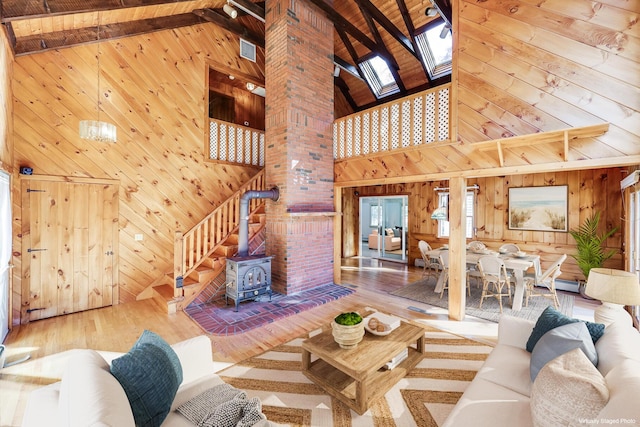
left=228, top=75, right=235, bottom=80
left=246, top=82, right=256, bottom=91
left=440, top=23, right=451, bottom=39
left=223, top=3, right=238, bottom=19
left=425, top=7, right=438, bottom=17
left=228, top=0, right=266, bottom=23
left=79, top=12, right=116, bottom=143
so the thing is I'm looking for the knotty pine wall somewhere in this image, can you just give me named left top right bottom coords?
left=0, top=28, right=12, bottom=168
left=208, top=70, right=265, bottom=130
left=343, top=167, right=627, bottom=283
left=457, top=0, right=639, bottom=153
left=7, top=23, right=264, bottom=325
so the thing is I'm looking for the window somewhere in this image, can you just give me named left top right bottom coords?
left=370, top=205, right=381, bottom=227
left=416, top=19, right=452, bottom=80
left=437, top=191, right=475, bottom=238
left=359, top=55, right=400, bottom=99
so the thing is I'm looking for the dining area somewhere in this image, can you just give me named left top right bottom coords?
left=418, top=240, right=567, bottom=314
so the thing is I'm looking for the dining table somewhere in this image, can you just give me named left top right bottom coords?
left=425, top=248, right=541, bottom=311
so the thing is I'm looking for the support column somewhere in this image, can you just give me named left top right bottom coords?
left=264, top=0, right=335, bottom=294
left=448, top=176, right=467, bottom=320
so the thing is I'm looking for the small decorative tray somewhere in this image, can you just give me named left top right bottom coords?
left=363, top=312, right=401, bottom=336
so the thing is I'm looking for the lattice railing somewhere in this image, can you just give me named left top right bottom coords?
left=174, top=170, right=266, bottom=290
left=208, top=119, right=265, bottom=167
left=333, top=84, right=451, bottom=160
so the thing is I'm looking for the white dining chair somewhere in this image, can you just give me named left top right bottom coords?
left=525, top=254, right=567, bottom=308
left=418, top=240, right=440, bottom=279
left=438, top=251, right=471, bottom=298
left=477, top=255, right=512, bottom=313
left=467, top=241, right=486, bottom=252
left=499, top=243, right=520, bottom=253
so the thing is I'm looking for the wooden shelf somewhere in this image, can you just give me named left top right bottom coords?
left=303, top=347, right=423, bottom=414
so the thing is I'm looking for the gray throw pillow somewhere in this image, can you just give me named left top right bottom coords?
left=530, top=322, right=598, bottom=381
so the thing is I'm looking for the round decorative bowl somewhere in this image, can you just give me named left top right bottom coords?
left=331, top=320, right=365, bottom=349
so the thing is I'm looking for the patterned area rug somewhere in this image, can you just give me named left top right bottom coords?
left=390, top=275, right=574, bottom=323
left=218, top=322, right=493, bottom=426
left=184, top=283, right=354, bottom=336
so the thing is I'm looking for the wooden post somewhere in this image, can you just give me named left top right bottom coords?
left=448, top=176, right=467, bottom=320
left=334, top=187, right=343, bottom=284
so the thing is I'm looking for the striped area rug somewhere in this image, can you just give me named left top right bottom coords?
left=218, top=323, right=493, bottom=426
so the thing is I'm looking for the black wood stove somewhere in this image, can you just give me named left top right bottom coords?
left=225, top=255, right=273, bottom=311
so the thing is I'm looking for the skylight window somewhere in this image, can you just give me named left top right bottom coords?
left=359, top=55, right=400, bottom=99
left=416, top=19, right=452, bottom=80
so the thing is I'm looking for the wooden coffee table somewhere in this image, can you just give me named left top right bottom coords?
left=301, top=314, right=426, bottom=415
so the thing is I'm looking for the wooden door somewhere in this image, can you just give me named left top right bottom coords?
left=22, top=177, right=119, bottom=321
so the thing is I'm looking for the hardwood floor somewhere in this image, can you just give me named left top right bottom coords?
left=0, top=257, right=597, bottom=426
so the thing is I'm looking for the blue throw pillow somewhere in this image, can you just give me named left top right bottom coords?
left=134, top=330, right=183, bottom=383
left=526, top=306, right=605, bottom=352
left=111, top=332, right=183, bottom=427
left=530, top=322, right=598, bottom=381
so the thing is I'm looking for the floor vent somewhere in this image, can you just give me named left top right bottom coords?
left=240, top=39, right=256, bottom=62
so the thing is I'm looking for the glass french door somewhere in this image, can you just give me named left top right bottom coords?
left=361, top=195, right=408, bottom=261
left=0, top=171, right=10, bottom=343
left=628, top=188, right=640, bottom=325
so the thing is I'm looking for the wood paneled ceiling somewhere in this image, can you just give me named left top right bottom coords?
left=0, top=0, right=450, bottom=118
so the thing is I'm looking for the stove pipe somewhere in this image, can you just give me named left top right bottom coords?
left=237, top=187, right=279, bottom=257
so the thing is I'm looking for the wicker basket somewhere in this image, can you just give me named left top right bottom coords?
left=331, top=320, right=365, bottom=349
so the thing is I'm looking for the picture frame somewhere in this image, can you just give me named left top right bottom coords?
left=508, top=185, right=568, bottom=232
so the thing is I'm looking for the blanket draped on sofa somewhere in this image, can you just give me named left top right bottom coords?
left=177, top=383, right=266, bottom=427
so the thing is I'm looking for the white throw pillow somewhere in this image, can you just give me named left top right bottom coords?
left=59, top=349, right=135, bottom=427
left=530, top=348, right=608, bottom=427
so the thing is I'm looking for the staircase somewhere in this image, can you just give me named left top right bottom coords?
left=137, top=171, right=268, bottom=313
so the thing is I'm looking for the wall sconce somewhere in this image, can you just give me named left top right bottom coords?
left=223, top=3, right=238, bottom=18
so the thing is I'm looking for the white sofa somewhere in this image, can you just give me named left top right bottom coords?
left=444, top=315, right=640, bottom=426
left=21, top=335, right=272, bottom=427
left=368, top=228, right=401, bottom=250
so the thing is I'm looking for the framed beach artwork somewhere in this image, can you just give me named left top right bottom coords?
left=508, top=185, right=568, bottom=232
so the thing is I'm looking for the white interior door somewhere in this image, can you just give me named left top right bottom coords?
left=0, top=172, right=10, bottom=342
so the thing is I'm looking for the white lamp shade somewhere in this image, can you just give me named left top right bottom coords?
left=431, top=206, right=448, bottom=220
left=585, top=268, right=640, bottom=305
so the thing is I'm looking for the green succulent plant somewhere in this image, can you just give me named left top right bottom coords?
left=569, top=211, right=618, bottom=280
left=334, top=312, right=362, bottom=326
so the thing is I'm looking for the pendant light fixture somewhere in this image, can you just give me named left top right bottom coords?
left=79, top=12, right=117, bottom=143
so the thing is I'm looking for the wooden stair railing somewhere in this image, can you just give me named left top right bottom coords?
left=173, top=170, right=266, bottom=297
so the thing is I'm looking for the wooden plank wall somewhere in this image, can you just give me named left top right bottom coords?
left=8, top=22, right=264, bottom=325
left=0, top=27, right=12, bottom=168
left=457, top=0, right=639, bottom=156
left=343, top=167, right=628, bottom=283
left=208, top=70, right=265, bottom=130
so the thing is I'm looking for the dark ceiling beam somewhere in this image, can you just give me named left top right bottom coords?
left=305, top=0, right=378, bottom=52
left=192, top=9, right=264, bottom=48
left=333, top=55, right=362, bottom=80
left=353, top=4, right=405, bottom=94
left=395, top=0, right=430, bottom=82
left=355, top=2, right=399, bottom=71
left=335, top=76, right=358, bottom=111
left=356, top=81, right=435, bottom=111
left=355, top=0, right=418, bottom=60
left=1, top=0, right=196, bottom=22
left=12, top=13, right=205, bottom=56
